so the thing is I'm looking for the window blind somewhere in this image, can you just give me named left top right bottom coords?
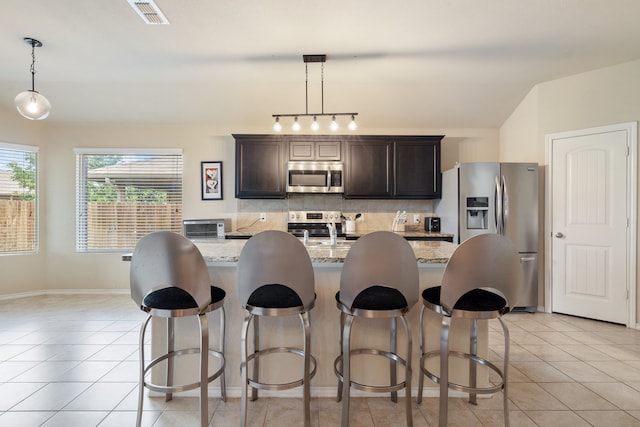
left=76, top=151, right=183, bottom=252
left=0, top=143, right=38, bottom=254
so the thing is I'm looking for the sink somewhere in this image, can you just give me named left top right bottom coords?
left=304, top=240, right=352, bottom=247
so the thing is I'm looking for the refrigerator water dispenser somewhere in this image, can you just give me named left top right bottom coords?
left=466, top=197, right=488, bottom=230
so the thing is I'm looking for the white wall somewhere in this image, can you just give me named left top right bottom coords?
left=0, top=107, right=48, bottom=295
left=0, top=114, right=498, bottom=295
left=43, top=123, right=237, bottom=291
left=500, top=86, right=541, bottom=162
left=500, top=58, right=640, bottom=322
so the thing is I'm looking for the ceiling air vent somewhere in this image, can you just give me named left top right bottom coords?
left=127, top=0, right=169, bottom=25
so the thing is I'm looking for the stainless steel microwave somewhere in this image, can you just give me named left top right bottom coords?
left=286, top=161, right=344, bottom=193
left=183, top=218, right=231, bottom=240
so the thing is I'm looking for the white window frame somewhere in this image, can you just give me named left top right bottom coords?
left=75, top=148, right=183, bottom=252
left=0, top=142, right=39, bottom=255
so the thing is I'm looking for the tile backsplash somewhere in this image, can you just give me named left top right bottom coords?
left=234, top=194, right=436, bottom=233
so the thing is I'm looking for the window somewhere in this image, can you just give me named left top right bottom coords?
left=0, top=143, right=38, bottom=254
left=75, top=149, right=183, bottom=252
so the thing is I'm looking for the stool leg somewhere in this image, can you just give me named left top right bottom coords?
left=337, top=311, right=345, bottom=402
left=400, top=315, right=413, bottom=427
left=240, top=312, right=252, bottom=427
left=390, top=317, right=398, bottom=403
left=166, top=317, right=174, bottom=402
left=301, top=311, right=312, bottom=427
left=469, top=319, right=478, bottom=405
left=416, top=305, right=426, bottom=405
left=251, top=315, right=259, bottom=401
left=219, top=306, right=227, bottom=402
left=341, top=314, right=354, bottom=427
left=499, top=316, right=511, bottom=427
left=136, top=315, right=151, bottom=427
left=439, top=316, right=451, bottom=427
left=198, top=313, right=209, bottom=427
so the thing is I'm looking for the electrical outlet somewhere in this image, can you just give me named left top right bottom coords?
left=259, top=212, right=266, bottom=222
left=413, top=214, right=421, bottom=225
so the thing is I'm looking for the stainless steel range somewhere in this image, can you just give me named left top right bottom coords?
left=287, top=211, right=343, bottom=238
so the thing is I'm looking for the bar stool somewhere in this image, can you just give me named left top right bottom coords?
left=334, top=231, right=419, bottom=427
left=416, top=233, right=521, bottom=427
left=130, top=231, right=226, bottom=427
left=236, top=230, right=317, bottom=427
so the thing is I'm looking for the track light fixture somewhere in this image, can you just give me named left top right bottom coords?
left=15, top=37, right=51, bottom=120
left=272, top=54, right=358, bottom=132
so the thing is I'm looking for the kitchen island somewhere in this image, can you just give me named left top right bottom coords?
left=194, top=237, right=456, bottom=265
left=146, top=237, right=486, bottom=399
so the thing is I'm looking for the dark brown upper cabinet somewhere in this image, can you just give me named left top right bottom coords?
left=234, top=134, right=442, bottom=200
left=344, top=138, right=394, bottom=198
left=344, top=136, right=442, bottom=199
left=393, top=136, right=442, bottom=199
left=289, top=139, right=342, bottom=161
left=234, top=134, right=286, bottom=199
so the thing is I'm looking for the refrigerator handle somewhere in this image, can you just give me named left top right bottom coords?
left=494, top=175, right=502, bottom=234
left=502, top=175, right=509, bottom=236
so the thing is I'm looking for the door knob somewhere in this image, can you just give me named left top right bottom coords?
left=555, top=232, right=564, bottom=238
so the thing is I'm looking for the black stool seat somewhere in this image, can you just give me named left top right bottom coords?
left=335, top=285, right=408, bottom=311
left=421, top=286, right=506, bottom=312
left=247, top=284, right=303, bottom=308
left=144, top=286, right=226, bottom=310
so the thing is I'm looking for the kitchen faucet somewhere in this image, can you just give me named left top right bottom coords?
left=326, top=222, right=337, bottom=245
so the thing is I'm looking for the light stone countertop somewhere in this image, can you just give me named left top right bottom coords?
left=193, top=237, right=456, bottom=265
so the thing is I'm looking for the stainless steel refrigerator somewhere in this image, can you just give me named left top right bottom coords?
left=435, top=162, right=539, bottom=311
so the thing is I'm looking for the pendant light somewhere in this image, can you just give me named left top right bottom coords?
left=15, top=38, right=51, bottom=121
left=272, top=54, right=357, bottom=132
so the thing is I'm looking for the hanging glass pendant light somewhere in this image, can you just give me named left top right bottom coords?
left=15, top=38, right=51, bottom=120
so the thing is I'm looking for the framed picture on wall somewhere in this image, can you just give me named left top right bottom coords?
left=201, top=161, right=223, bottom=200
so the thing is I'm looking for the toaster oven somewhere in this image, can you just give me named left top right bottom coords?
left=183, top=218, right=231, bottom=240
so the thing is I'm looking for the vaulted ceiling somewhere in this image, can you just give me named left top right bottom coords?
left=2, top=1, right=640, bottom=130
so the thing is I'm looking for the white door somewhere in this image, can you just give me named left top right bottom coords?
left=549, top=123, right=636, bottom=325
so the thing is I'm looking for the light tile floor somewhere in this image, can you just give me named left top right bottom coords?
left=0, top=294, right=639, bottom=426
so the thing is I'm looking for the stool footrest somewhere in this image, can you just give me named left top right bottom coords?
left=334, top=348, right=409, bottom=394
left=419, top=350, right=504, bottom=395
left=246, top=346, right=317, bottom=392
left=143, top=348, right=225, bottom=395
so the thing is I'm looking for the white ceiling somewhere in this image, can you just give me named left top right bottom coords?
left=2, top=0, right=640, bottom=129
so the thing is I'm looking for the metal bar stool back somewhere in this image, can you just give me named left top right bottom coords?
left=130, top=231, right=226, bottom=427
left=416, top=233, right=521, bottom=427
left=236, top=230, right=317, bottom=427
left=335, top=231, right=419, bottom=427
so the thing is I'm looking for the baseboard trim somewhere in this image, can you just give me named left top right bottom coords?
left=0, top=288, right=128, bottom=301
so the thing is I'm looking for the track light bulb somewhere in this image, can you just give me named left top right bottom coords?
left=311, top=116, right=319, bottom=131
left=348, top=115, right=357, bottom=131
left=292, top=117, right=301, bottom=132
left=273, top=117, right=282, bottom=132
left=330, top=116, right=339, bottom=131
